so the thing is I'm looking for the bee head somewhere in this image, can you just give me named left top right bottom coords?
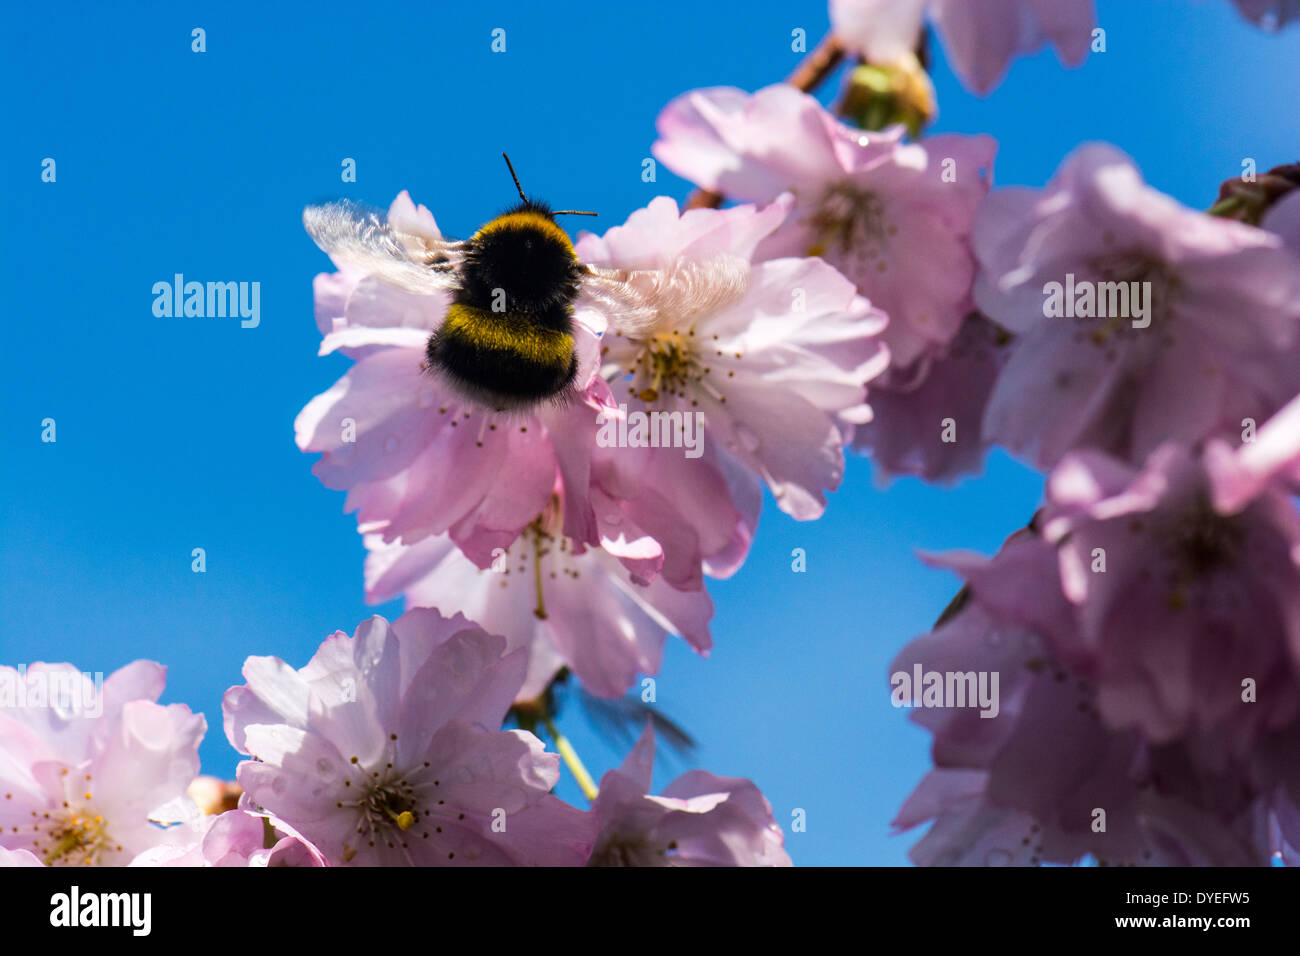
left=465, top=200, right=583, bottom=315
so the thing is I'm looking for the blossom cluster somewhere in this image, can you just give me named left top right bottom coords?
left=0, top=612, right=790, bottom=867
left=810, top=0, right=1300, bottom=865
left=829, top=0, right=1297, bottom=96
left=6, top=0, right=1298, bottom=869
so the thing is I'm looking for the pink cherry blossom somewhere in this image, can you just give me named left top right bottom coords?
left=830, top=0, right=928, bottom=65
left=943, top=444, right=1300, bottom=748
left=853, top=312, right=1010, bottom=482
left=892, top=602, right=1274, bottom=866
left=223, top=609, right=595, bottom=865
left=587, top=724, right=791, bottom=866
left=364, top=523, right=713, bottom=702
left=589, top=429, right=758, bottom=584
left=0, top=662, right=206, bottom=866
left=653, top=85, right=993, bottom=371
left=973, top=144, right=1300, bottom=469
left=1247, top=194, right=1300, bottom=512
left=830, top=0, right=1095, bottom=94
left=0, top=847, right=43, bottom=867
left=895, top=430, right=1300, bottom=865
left=1263, top=190, right=1300, bottom=253
left=1205, top=390, right=1300, bottom=513
left=130, top=809, right=327, bottom=867
left=577, top=193, right=889, bottom=520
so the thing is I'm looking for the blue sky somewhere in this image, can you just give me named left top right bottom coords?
left=2, top=0, right=1297, bottom=866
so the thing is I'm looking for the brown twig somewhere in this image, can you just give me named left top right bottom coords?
left=684, top=188, right=727, bottom=210
left=785, top=32, right=846, bottom=92
left=684, top=32, right=845, bottom=211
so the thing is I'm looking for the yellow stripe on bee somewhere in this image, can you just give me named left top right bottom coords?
left=474, top=211, right=576, bottom=256
left=442, top=304, right=575, bottom=367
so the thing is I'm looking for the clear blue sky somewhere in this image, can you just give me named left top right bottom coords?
left=2, top=0, right=1297, bottom=865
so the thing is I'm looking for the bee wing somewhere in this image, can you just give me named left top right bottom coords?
left=573, top=687, right=698, bottom=757
left=578, top=256, right=751, bottom=334
left=303, top=200, right=466, bottom=296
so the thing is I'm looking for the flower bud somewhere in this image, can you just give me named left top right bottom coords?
left=835, top=53, right=935, bottom=137
left=1210, top=163, right=1300, bottom=225
left=188, top=775, right=243, bottom=815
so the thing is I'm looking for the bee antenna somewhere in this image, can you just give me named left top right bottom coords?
left=552, top=210, right=599, bottom=217
left=502, top=152, right=528, bottom=204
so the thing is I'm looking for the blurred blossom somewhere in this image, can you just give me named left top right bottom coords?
left=1263, top=189, right=1300, bottom=253
left=853, top=312, right=1011, bottom=482
left=973, top=144, right=1300, bottom=469
left=0, top=847, right=44, bottom=867
left=945, top=444, right=1300, bottom=746
left=893, top=602, right=1275, bottom=866
left=830, top=0, right=1095, bottom=94
left=1206, top=390, right=1300, bottom=512
left=130, top=809, right=327, bottom=867
left=587, top=724, right=792, bottom=866
left=187, top=775, right=242, bottom=816
left=896, top=435, right=1300, bottom=864
left=364, top=526, right=713, bottom=701
left=1231, top=0, right=1300, bottom=29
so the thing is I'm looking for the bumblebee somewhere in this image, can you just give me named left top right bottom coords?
left=304, top=154, right=749, bottom=410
